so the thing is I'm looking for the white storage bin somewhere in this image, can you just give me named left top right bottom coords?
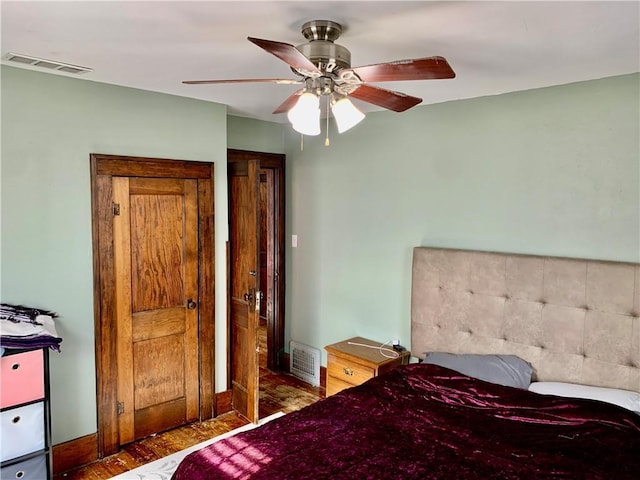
left=0, top=402, right=45, bottom=462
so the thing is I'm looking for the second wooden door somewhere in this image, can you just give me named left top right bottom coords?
left=229, top=159, right=261, bottom=423
left=228, top=150, right=285, bottom=423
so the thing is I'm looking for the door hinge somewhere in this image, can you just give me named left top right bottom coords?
left=112, top=203, right=121, bottom=216
left=117, top=401, right=124, bottom=415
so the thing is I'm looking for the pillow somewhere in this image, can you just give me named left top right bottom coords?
left=528, top=382, right=640, bottom=412
left=423, top=352, right=533, bottom=389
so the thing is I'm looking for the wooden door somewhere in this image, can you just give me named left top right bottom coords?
left=112, top=177, right=199, bottom=443
left=91, top=154, right=215, bottom=457
left=229, top=159, right=260, bottom=423
left=228, top=149, right=286, bottom=374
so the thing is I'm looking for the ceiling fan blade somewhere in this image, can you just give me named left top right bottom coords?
left=348, top=56, right=455, bottom=83
left=273, top=89, right=304, bottom=114
left=248, top=37, right=321, bottom=76
left=182, top=78, right=302, bottom=85
left=348, top=84, right=422, bottom=112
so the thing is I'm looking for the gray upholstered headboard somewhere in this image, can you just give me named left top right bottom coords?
left=411, top=247, right=640, bottom=392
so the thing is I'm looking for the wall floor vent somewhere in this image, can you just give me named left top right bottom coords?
left=290, top=341, right=320, bottom=386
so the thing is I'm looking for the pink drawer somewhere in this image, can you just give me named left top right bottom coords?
left=0, top=402, right=45, bottom=462
left=0, top=350, right=44, bottom=408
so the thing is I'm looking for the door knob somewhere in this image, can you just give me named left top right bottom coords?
left=243, top=293, right=253, bottom=302
left=187, top=298, right=197, bottom=310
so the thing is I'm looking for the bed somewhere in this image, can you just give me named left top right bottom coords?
left=172, top=247, right=640, bottom=479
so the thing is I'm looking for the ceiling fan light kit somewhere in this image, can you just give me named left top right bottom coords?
left=288, top=91, right=321, bottom=136
left=331, top=94, right=365, bottom=133
left=183, top=19, right=455, bottom=141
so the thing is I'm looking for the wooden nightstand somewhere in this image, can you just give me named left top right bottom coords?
left=324, top=336, right=410, bottom=396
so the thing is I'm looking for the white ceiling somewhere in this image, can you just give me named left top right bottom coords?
left=2, top=1, right=638, bottom=123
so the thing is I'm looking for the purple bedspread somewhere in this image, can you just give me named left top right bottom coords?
left=172, top=364, right=640, bottom=479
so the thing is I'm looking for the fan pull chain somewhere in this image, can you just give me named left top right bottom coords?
left=324, top=96, right=330, bottom=147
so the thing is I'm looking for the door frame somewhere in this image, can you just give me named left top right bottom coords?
left=227, top=149, right=285, bottom=373
left=90, top=154, right=216, bottom=457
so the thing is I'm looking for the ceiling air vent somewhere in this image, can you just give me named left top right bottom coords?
left=4, top=52, right=92, bottom=74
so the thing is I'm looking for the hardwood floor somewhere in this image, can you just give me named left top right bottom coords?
left=56, top=327, right=323, bottom=479
left=56, top=372, right=322, bottom=479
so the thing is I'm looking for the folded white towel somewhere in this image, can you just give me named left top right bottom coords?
left=1, top=313, right=59, bottom=338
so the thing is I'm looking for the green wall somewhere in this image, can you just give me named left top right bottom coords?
left=227, top=115, right=285, bottom=153
left=0, top=66, right=228, bottom=444
left=284, top=74, right=640, bottom=362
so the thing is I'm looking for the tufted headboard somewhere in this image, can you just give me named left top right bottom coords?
left=411, top=247, right=640, bottom=392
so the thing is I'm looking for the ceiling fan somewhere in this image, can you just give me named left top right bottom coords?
left=183, top=20, right=456, bottom=136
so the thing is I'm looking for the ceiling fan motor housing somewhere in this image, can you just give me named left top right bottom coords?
left=297, top=20, right=351, bottom=73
